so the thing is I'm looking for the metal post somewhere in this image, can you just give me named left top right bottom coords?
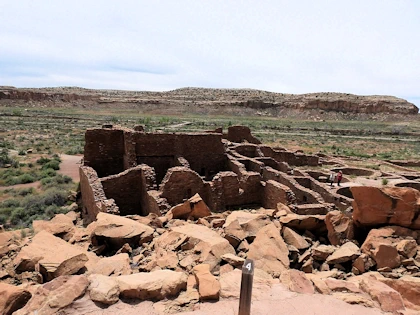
left=238, top=259, right=254, bottom=315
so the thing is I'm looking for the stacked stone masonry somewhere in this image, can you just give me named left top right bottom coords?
left=80, top=125, right=354, bottom=221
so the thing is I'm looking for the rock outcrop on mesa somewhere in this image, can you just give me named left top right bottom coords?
left=1, top=86, right=417, bottom=115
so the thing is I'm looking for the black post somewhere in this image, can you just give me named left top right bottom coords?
left=238, top=259, right=254, bottom=315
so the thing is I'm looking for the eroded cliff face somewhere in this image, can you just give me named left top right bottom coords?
left=0, top=86, right=417, bottom=115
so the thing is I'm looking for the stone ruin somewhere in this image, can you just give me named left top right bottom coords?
left=4, top=125, right=420, bottom=314
left=79, top=125, right=348, bottom=222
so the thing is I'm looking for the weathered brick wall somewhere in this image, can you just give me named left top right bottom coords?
left=263, top=180, right=293, bottom=208
left=84, top=128, right=125, bottom=177
left=79, top=166, right=119, bottom=222
left=134, top=133, right=227, bottom=183
left=160, top=167, right=211, bottom=206
left=227, top=126, right=261, bottom=144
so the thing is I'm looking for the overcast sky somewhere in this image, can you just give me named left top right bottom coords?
left=0, top=1, right=419, bottom=106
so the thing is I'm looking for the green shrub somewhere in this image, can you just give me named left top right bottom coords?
left=41, top=160, right=60, bottom=170
left=36, top=157, right=51, bottom=165
left=382, top=178, right=389, bottom=185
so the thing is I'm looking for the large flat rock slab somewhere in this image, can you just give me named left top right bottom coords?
left=14, top=231, right=88, bottom=281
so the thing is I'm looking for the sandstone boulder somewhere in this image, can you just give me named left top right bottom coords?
left=326, top=242, right=360, bottom=264
left=89, top=253, right=131, bottom=276
left=167, top=193, right=212, bottom=220
left=397, top=239, right=418, bottom=259
left=88, top=274, right=120, bottom=305
left=360, top=278, right=405, bottom=312
left=324, top=278, right=361, bottom=293
left=193, top=264, right=220, bottom=300
left=351, top=186, right=420, bottom=229
left=312, top=244, right=335, bottom=261
left=282, top=227, right=310, bottom=250
left=280, top=214, right=326, bottom=233
left=14, top=275, right=89, bottom=315
left=380, top=276, right=420, bottom=311
left=166, top=224, right=235, bottom=270
left=373, top=244, right=401, bottom=269
left=14, top=231, right=88, bottom=281
left=221, top=253, right=245, bottom=268
left=280, top=269, right=314, bottom=294
left=116, top=270, right=187, bottom=300
left=92, top=212, right=154, bottom=250
left=0, top=283, right=31, bottom=315
left=247, top=223, right=289, bottom=275
left=325, top=210, right=354, bottom=246
left=33, top=213, right=75, bottom=241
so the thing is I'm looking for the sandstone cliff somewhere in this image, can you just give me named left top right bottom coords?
left=0, top=86, right=417, bottom=115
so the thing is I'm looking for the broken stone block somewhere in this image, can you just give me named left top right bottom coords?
left=116, top=270, right=187, bottom=300
left=221, top=253, right=245, bottom=268
left=325, top=210, right=354, bottom=246
left=326, top=242, right=360, bottom=264
left=282, top=227, right=310, bottom=250
left=280, top=214, right=326, bottom=233
left=397, top=239, right=418, bottom=259
left=380, top=276, right=420, bottom=311
left=280, top=269, right=314, bottom=294
left=247, top=223, right=289, bottom=275
left=193, top=264, right=220, bottom=301
left=324, top=278, right=361, bottom=293
left=33, top=214, right=75, bottom=241
left=14, top=231, right=88, bottom=281
left=167, top=193, right=212, bottom=220
left=0, top=283, right=31, bottom=315
left=351, top=186, right=420, bottom=229
left=89, top=253, right=131, bottom=276
left=312, top=245, right=335, bottom=261
left=92, top=212, right=154, bottom=250
left=168, top=224, right=235, bottom=270
left=373, top=244, right=401, bottom=269
left=360, top=278, right=405, bottom=312
left=14, top=275, right=89, bottom=315
left=88, top=274, right=120, bottom=305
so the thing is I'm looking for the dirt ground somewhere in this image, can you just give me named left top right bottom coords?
left=64, top=283, right=387, bottom=315
left=58, top=154, right=82, bottom=182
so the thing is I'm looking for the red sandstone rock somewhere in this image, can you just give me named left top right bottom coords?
left=326, top=242, right=360, bottom=264
left=158, top=224, right=235, bottom=270
left=88, top=274, right=120, bottom=305
left=397, top=239, right=418, bottom=259
left=248, top=223, right=289, bottom=275
left=116, top=270, right=187, bottom=300
left=351, top=186, right=420, bottom=229
left=167, top=193, right=212, bottom=220
left=312, top=244, right=335, bottom=261
left=92, top=212, right=154, bottom=249
left=360, top=278, right=405, bottom=312
left=0, top=283, right=31, bottom=315
left=282, top=227, right=310, bottom=250
left=373, top=244, right=401, bottom=269
left=280, top=269, right=314, bottom=294
left=14, top=275, right=89, bottom=315
left=33, top=213, right=75, bottom=241
left=14, top=231, right=88, bottom=281
left=325, top=210, right=354, bottom=246
left=324, top=278, right=361, bottom=293
left=193, top=264, right=220, bottom=300
left=280, top=213, right=326, bottom=232
left=380, top=276, right=420, bottom=311
left=89, top=253, right=131, bottom=276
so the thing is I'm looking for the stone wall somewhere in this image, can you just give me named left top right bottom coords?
left=79, top=166, right=119, bottom=222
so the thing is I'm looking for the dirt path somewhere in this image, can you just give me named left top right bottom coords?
left=0, top=181, right=40, bottom=191
left=59, top=154, right=82, bottom=182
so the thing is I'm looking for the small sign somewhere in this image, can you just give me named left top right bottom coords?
left=238, top=259, right=254, bottom=315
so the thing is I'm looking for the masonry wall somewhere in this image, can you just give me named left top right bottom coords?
left=84, top=128, right=126, bottom=177
left=134, top=133, right=227, bottom=183
left=79, top=166, right=119, bottom=222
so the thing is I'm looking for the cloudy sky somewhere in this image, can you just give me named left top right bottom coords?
left=0, top=1, right=419, bottom=106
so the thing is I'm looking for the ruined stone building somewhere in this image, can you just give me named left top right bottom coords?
left=80, top=125, right=352, bottom=222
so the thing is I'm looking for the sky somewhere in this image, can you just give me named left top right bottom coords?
left=0, top=1, right=419, bottom=107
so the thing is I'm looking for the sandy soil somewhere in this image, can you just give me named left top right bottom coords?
left=58, top=154, right=82, bottom=182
